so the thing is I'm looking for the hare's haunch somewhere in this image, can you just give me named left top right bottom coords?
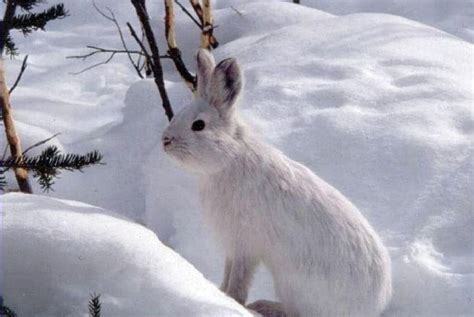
left=162, top=49, right=392, bottom=317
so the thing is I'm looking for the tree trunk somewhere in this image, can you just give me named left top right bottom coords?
left=164, top=0, right=196, bottom=90
left=0, top=59, right=33, bottom=193
left=0, top=0, right=33, bottom=193
left=190, top=0, right=218, bottom=49
left=200, top=0, right=214, bottom=50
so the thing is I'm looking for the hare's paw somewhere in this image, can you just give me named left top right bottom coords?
left=247, top=300, right=287, bottom=317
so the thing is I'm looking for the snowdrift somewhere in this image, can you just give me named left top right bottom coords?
left=1, top=193, right=251, bottom=317
left=144, top=3, right=473, bottom=316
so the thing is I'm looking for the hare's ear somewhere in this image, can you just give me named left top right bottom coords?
left=209, top=58, right=242, bottom=117
left=196, top=49, right=215, bottom=97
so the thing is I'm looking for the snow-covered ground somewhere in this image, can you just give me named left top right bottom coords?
left=1, top=0, right=473, bottom=316
left=1, top=193, right=251, bottom=316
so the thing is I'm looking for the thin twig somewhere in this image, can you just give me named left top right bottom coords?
left=69, top=52, right=116, bottom=75
left=174, top=0, right=202, bottom=28
left=230, top=6, right=243, bottom=16
left=3, top=132, right=61, bottom=173
left=9, top=54, right=28, bottom=94
left=67, top=46, right=145, bottom=59
left=91, top=0, right=144, bottom=78
left=127, top=22, right=153, bottom=63
left=136, top=31, right=145, bottom=69
left=23, top=132, right=61, bottom=156
left=1, top=144, right=9, bottom=161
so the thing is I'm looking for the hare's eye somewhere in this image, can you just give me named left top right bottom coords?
left=191, top=119, right=205, bottom=131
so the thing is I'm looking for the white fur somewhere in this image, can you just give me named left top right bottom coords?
left=162, top=49, right=392, bottom=317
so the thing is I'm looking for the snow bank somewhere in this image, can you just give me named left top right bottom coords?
left=291, top=0, right=474, bottom=42
left=1, top=193, right=251, bottom=317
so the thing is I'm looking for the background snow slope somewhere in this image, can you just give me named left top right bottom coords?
left=1, top=193, right=251, bottom=317
left=1, top=0, right=473, bottom=316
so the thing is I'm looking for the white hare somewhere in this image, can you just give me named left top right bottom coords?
left=162, top=49, right=392, bottom=317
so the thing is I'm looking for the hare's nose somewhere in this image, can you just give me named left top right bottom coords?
left=162, top=135, right=174, bottom=147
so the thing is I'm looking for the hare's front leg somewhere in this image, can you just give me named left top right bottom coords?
left=222, top=254, right=258, bottom=304
left=220, top=257, right=232, bottom=292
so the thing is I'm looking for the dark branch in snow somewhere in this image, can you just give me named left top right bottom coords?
left=9, top=54, right=28, bottom=94
left=130, top=0, right=174, bottom=121
left=165, top=0, right=197, bottom=90
left=174, top=0, right=202, bottom=29
left=22, top=132, right=61, bottom=156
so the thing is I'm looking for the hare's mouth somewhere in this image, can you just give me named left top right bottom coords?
left=164, top=142, right=191, bottom=161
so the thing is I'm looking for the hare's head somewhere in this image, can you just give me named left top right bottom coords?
left=162, top=49, right=245, bottom=174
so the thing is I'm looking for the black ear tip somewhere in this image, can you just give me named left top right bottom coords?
left=216, top=58, right=240, bottom=75
left=217, top=57, right=237, bottom=67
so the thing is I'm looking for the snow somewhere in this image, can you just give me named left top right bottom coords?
left=1, top=193, right=252, bottom=317
left=1, top=0, right=473, bottom=316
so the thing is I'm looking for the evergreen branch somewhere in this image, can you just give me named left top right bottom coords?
left=0, top=145, right=104, bottom=191
left=0, top=169, right=6, bottom=191
left=88, top=293, right=101, bottom=317
left=11, top=3, right=69, bottom=36
left=0, top=304, right=17, bottom=317
left=15, top=0, right=41, bottom=11
left=9, top=54, right=28, bottom=94
left=0, top=0, right=17, bottom=56
left=4, top=34, right=18, bottom=57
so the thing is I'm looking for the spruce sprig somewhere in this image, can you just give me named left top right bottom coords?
left=11, top=3, right=69, bottom=36
left=0, top=145, right=103, bottom=191
left=88, top=293, right=101, bottom=317
left=0, top=305, right=17, bottom=317
left=15, top=0, right=41, bottom=11
left=4, top=34, right=18, bottom=57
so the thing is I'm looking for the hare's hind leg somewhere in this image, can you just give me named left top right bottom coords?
left=224, top=255, right=258, bottom=304
left=247, top=300, right=287, bottom=317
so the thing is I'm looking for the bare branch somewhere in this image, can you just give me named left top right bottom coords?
left=130, top=0, right=174, bottom=121
left=69, top=52, right=116, bottom=75
left=174, top=0, right=202, bottom=29
left=127, top=22, right=153, bottom=62
left=9, top=54, right=28, bottom=94
left=231, top=6, right=243, bottom=16
left=89, top=0, right=144, bottom=78
left=67, top=46, right=145, bottom=60
left=22, top=132, right=61, bottom=156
